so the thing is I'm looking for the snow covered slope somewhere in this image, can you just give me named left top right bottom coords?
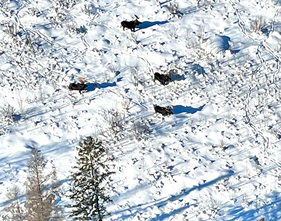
left=0, top=0, right=280, bottom=220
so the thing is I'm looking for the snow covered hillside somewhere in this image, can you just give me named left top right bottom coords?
left=0, top=0, right=280, bottom=220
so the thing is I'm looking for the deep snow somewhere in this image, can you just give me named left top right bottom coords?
left=0, top=0, right=281, bottom=220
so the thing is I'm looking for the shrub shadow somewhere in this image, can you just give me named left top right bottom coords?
left=220, top=35, right=231, bottom=51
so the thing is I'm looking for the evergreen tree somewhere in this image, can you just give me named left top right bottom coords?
left=68, top=136, right=114, bottom=221
left=25, top=148, right=61, bottom=221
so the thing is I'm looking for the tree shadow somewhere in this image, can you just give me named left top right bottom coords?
left=172, top=104, right=205, bottom=114
left=154, top=203, right=195, bottom=221
left=111, top=170, right=234, bottom=220
left=0, top=193, right=26, bottom=207
left=86, top=82, right=117, bottom=92
left=223, top=191, right=280, bottom=221
left=137, top=21, right=169, bottom=30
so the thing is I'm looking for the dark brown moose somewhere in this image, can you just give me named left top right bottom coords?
left=121, top=15, right=142, bottom=32
left=154, top=72, right=172, bottom=85
left=68, top=83, right=87, bottom=94
left=154, top=105, right=173, bottom=116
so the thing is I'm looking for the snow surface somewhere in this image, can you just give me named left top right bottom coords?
left=0, top=0, right=281, bottom=220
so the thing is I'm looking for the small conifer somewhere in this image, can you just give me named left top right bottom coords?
left=68, top=136, right=114, bottom=221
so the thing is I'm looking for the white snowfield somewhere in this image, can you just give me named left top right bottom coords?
left=0, top=0, right=280, bottom=220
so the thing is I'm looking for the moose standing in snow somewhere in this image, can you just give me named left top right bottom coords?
left=154, top=72, right=172, bottom=85
left=121, top=15, right=142, bottom=32
left=68, top=77, right=88, bottom=94
left=154, top=105, right=173, bottom=116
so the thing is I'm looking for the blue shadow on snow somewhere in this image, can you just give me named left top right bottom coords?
left=172, top=104, right=205, bottom=114
left=111, top=170, right=234, bottom=220
left=223, top=191, right=280, bottom=221
left=220, top=35, right=231, bottom=51
left=137, top=21, right=169, bottom=30
left=86, top=82, right=116, bottom=92
left=169, top=74, right=185, bottom=81
left=219, top=35, right=240, bottom=54
left=191, top=64, right=205, bottom=75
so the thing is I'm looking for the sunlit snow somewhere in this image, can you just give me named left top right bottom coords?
left=0, top=0, right=280, bottom=220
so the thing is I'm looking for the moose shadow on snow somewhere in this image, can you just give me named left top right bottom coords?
left=169, top=73, right=185, bottom=82
left=137, top=20, right=169, bottom=30
left=170, top=75, right=185, bottom=81
left=172, top=104, right=205, bottom=114
left=85, top=82, right=117, bottom=92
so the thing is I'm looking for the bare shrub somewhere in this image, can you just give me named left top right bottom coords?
left=82, top=4, right=92, bottom=16
left=167, top=1, right=183, bottom=19
left=129, top=67, right=140, bottom=87
left=132, top=120, right=151, bottom=141
left=47, top=7, right=68, bottom=28
left=129, top=67, right=147, bottom=91
left=102, top=108, right=126, bottom=140
left=2, top=150, right=62, bottom=221
left=55, top=0, right=76, bottom=9
left=0, top=104, right=19, bottom=126
left=25, top=148, right=62, bottom=221
left=1, top=185, right=26, bottom=221
left=6, top=21, right=18, bottom=38
left=167, top=2, right=179, bottom=15
left=250, top=17, right=268, bottom=33
left=66, top=22, right=78, bottom=35
left=0, top=0, right=9, bottom=11
left=196, top=0, right=215, bottom=6
left=28, top=6, right=42, bottom=17
left=121, top=99, right=133, bottom=112
left=82, top=3, right=102, bottom=17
